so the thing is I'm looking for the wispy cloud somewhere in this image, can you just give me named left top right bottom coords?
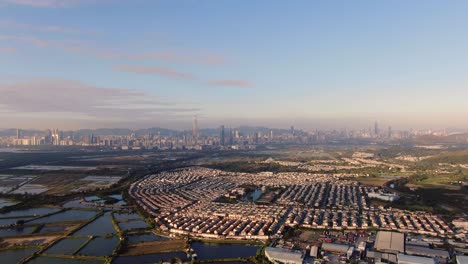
left=0, top=79, right=200, bottom=121
left=0, top=46, right=16, bottom=53
left=1, top=0, right=88, bottom=8
left=0, top=19, right=94, bottom=35
left=114, top=64, right=195, bottom=80
left=63, top=44, right=227, bottom=65
left=207, top=79, right=251, bottom=88
left=129, top=51, right=226, bottom=65
left=0, top=34, right=50, bottom=47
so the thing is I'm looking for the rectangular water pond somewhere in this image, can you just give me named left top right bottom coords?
left=77, top=236, right=119, bottom=256
left=27, top=256, right=104, bottom=264
left=114, top=212, right=141, bottom=221
left=44, top=237, right=88, bottom=255
left=29, top=210, right=97, bottom=224
left=127, top=233, right=168, bottom=243
left=112, top=252, right=187, bottom=264
left=118, top=220, right=148, bottom=231
left=192, top=242, right=260, bottom=260
left=0, top=226, right=35, bottom=237
left=0, top=247, right=38, bottom=264
left=38, top=225, right=68, bottom=234
left=73, top=212, right=116, bottom=236
left=0, top=208, right=60, bottom=218
left=0, top=217, right=33, bottom=226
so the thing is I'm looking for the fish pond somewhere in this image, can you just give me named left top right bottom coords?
left=27, top=256, right=104, bottom=264
left=112, top=252, right=187, bottom=264
left=127, top=232, right=168, bottom=243
left=73, top=212, right=115, bottom=236
left=0, top=247, right=38, bottom=263
left=192, top=242, right=260, bottom=260
left=118, top=220, right=148, bottom=231
left=0, top=226, right=35, bottom=237
left=29, top=210, right=97, bottom=224
left=0, top=207, right=60, bottom=218
left=77, top=236, right=119, bottom=256
left=44, top=237, right=88, bottom=255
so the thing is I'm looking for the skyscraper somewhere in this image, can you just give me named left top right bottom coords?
left=220, top=125, right=225, bottom=146
left=52, top=129, right=61, bottom=145
left=16, top=129, right=22, bottom=139
left=374, top=121, right=379, bottom=137
left=192, top=115, right=199, bottom=139
left=228, top=127, right=234, bottom=145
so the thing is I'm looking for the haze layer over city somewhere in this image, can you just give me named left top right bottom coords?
left=0, top=1, right=467, bottom=264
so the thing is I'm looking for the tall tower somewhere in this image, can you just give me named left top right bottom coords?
left=374, top=121, right=379, bottom=137
left=16, top=129, right=22, bottom=139
left=52, top=129, right=56, bottom=145
left=192, top=115, right=199, bottom=139
left=388, top=126, right=392, bottom=139
left=220, top=125, right=225, bottom=146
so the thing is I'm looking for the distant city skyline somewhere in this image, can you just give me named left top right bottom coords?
left=1, top=1, right=468, bottom=129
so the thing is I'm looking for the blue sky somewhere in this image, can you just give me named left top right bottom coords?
left=0, top=0, right=467, bottom=130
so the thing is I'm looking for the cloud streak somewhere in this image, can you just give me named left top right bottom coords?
left=207, top=79, right=251, bottom=88
left=0, top=79, right=200, bottom=122
left=0, top=19, right=95, bottom=35
left=0, top=0, right=92, bottom=8
left=114, top=64, right=195, bottom=80
left=0, top=34, right=50, bottom=47
left=0, top=46, right=16, bottom=53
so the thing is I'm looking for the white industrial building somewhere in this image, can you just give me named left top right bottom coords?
left=321, top=242, right=354, bottom=259
left=368, top=191, right=399, bottom=202
left=265, top=247, right=304, bottom=264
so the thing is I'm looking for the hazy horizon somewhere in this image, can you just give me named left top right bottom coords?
left=1, top=1, right=467, bottom=130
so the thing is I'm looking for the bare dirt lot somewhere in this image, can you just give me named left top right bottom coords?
left=0, top=235, right=58, bottom=249
left=120, top=240, right=186, bottom=255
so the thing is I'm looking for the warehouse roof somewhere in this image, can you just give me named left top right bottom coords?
left=397, top=254, right=435, bottom=264
left=265, top=247, right=303, bottom=264
left=322, top=242, right=350, bottom=253
left=375, top=231, right=405, bottom=253
left=405, top=245, right=449, bottom=258
left=456, top=255, right=468, bottom=264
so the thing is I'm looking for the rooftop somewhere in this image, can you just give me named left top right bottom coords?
left=375, top=231, right=405, bottom=253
